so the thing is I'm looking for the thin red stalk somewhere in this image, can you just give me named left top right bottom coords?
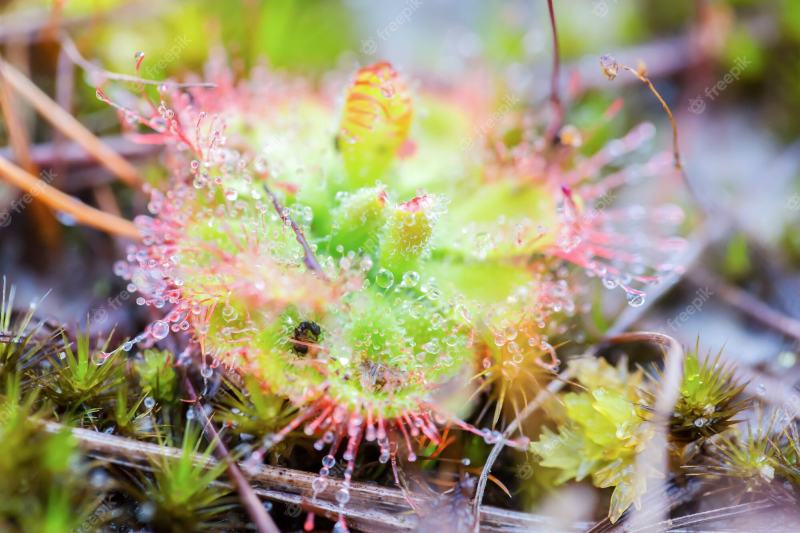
left=181, top=374, right=279, bottom=533
left=262, top=182, right=326, bottom=278
left=621, top=65, right=681, bottom=170
left=545, top=0, right=563, bottom=142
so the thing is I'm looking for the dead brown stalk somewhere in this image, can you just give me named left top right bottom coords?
left=0, top=154, right=140, bottom=240
left=0, top=57, right=143, bottom=188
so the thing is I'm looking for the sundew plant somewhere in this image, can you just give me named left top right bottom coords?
left=1, top=1, right=800, bottom=532
left=111, top=55, right=685, bottom=517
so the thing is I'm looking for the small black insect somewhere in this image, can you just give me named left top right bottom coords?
left=291, top=321, right=321, bottom=355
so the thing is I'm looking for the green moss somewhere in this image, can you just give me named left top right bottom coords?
left=670, top=348, right=748, bottom=442
left=124, top=424, right=236, bottom=532
left=0, top=375, right=102, bottom=532
left=530, top=347, right=760, bottom=522
left=40, top=332, right=126, bottom=415
left=136, top=350, right=179, bottom=405
left=530, top=357, right=652, bottom=523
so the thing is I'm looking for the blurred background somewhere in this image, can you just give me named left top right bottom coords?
left=1, top=0, right=799, bottom=524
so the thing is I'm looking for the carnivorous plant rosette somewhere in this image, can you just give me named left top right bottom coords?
left=110, top=59, right=685, bottom=502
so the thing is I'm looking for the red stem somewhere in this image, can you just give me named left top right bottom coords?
left=263, top=182, right=326, bottom=278
left=182, top=373, right=280, bottom=533
left=545, top=0, right=564, bottom=142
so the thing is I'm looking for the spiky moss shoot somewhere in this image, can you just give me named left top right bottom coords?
left=107, top=382, right=157, bottom=438
left=680, top=413, right=800, bottom=503
left=775, top=425, right=800, bottom=495
left=125, top=423, right=236, bottom=532
left=0, top=278, right=59, bottom=381
left=135, top=349, right=179, bottom=404
left=38, top=331, right=127, bottom=417
left=530, top=348, right=767, bottom=523
left=529, top=357, right=654, bottom=523
left=696, top=423, right=784, bottom=497
left=667, top=348, right=749, bottom=443
left=214, top=374, right=296, bottom=442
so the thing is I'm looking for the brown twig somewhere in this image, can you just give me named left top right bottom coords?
left=92, top=185, right=124, bottom=218
left=471, top=367, right=574, bottom=531
left=0, top=63, right=61, bottom=244
left=0, top=154, right=140, bottom=240
left=0, top=79, right=35, bottom=174
left=263, top=182, right=326, bottom=277
left=41, top=420, right=588, bottom=532
left=54, top=41, right=76, bottom=189
left=181, top=373, right=279, bottom=533
left=0, top=136, right=161, bottom=176
left=0, top=57, right=143, bottom=188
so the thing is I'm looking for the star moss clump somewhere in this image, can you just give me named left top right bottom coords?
left=530, top=347, right=761, bottom=523
left=530, top=357, right=653, bottom=523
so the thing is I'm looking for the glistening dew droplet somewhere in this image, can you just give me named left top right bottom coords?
left=375, top=268, right=394, bottom=289
left=626, top=292, right=646, bottom=307
left=151, top=320, right=170, bottom=340
left=401, top=270, right=420, bottom=287
left=335, top=488, right=350, bottom=505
